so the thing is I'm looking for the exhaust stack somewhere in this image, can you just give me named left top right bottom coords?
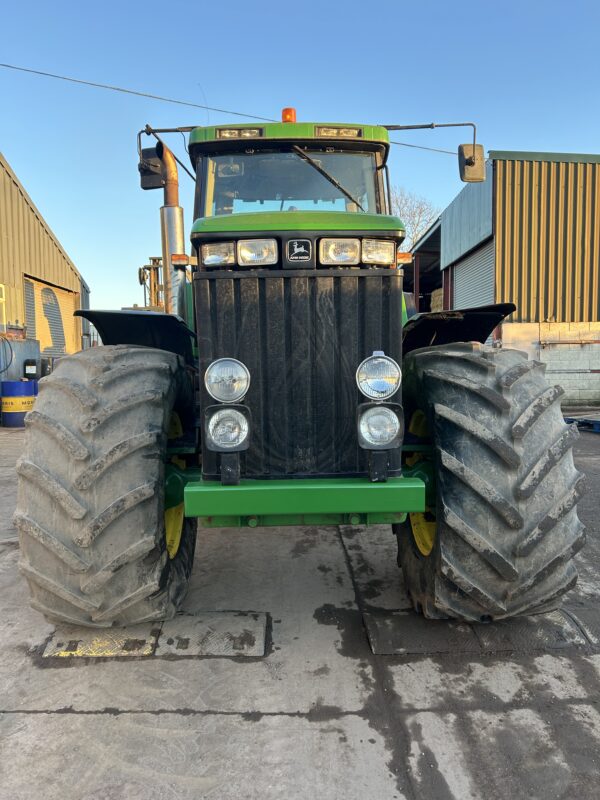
left=155, top=141, right=185, bottom=317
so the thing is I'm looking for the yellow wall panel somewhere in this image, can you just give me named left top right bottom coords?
left=495, top=158, right=600, bottom=323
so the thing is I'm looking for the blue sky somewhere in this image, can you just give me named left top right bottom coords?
left=1, top=0, right=599, bottom=309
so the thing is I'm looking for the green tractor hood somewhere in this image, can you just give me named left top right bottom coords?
left=191, top=210, right=405, bottom=237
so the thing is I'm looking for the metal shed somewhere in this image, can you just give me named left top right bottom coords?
left=0, top=151, right=89, bottom=355
left=411, top=150, right=600, bottom=405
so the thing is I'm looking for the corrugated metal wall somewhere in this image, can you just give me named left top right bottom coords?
left=494, top=156, right=600, bottom=323
left=0, top=152, right=86, bottom=347
left=0, top=283, right=6, bottom=333
left=453, top=238, right=495, bottom=309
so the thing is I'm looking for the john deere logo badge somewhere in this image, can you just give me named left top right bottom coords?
left=287, top=239, right=312, bottom=262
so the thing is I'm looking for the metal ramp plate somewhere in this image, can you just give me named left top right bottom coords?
left=41, top=612, right=268, bottom=659
left=364, top=610, right=588, bottom=656
left=43, top=624, right=158, bottom=658
left=156, top=612, right=267, bottom=657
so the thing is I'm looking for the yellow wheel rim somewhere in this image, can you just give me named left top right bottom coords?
left=164, top=412, right=186, bottom=559
left=405, top=410, right=436, bottom=557
left=165, top=502, right=185, bottom=559
left=409, top=512, right=436, bottom=557
left=408, top=409, right=430, bottom=439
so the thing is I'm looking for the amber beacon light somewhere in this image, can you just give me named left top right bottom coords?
left=281, top=107, right=297, bottom=123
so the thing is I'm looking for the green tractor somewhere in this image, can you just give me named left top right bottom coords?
left=15, top=110, right=585, bottom=627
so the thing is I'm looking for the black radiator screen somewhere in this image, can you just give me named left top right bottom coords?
left=194, top=269, right=403, bottom=479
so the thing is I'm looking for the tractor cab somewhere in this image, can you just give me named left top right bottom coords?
left=187, top=110, right=404, bottom=271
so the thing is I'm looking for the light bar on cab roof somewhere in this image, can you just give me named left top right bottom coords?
left=216, top=128, right=263, bottom=139
left=315, top=126, right=362, bottom=138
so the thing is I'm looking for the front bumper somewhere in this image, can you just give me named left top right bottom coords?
left=184, top=476, right=425, bottom=528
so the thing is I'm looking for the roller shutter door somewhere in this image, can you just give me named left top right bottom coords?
left=453, top=238, right=495, bottom=309
left=23, top=277, right=79, bottom=355
left=24, top=279, right=36, bottom=339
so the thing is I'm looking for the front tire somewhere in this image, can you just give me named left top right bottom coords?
left=396, top=342, right=586, bottom=622
left=15, top=345, right=196, bottom=627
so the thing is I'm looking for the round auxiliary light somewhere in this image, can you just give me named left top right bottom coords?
left=207, top=408, right=249, bottom=449
left=358, top=406, right=401, bottom=447
left=356, top=352, right=401, bottom=400
left=204, top=358, right=251, bottom=403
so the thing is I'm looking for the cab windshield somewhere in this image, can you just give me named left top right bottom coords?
left=201, top=149, right=379, bottom=216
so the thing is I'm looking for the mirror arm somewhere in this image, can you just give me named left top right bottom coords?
left=140, top=125, right=196, bottom=182
left=382, top=121, right=478, bottom=162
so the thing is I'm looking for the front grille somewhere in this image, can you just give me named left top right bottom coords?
left=195, top=268, right=403, bottom=479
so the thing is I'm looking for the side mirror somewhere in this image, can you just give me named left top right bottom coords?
left=458, top=143, right=486, bottom=182
left=138, top=147, right=164, bottom=190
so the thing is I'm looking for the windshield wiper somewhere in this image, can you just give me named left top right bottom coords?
left=291, top=145, right=366, bottom=212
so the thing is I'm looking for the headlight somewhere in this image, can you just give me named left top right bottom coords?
left=315, top=126, right=362, bottom=138
left=216, top=128, right=263, bottom=139
left=206, top=407, right=250, bottom=450
left=362, top=239, right=396, bottom=265
left=319, top=238, right=361, bottom=265
left=358, top=405, right=402, bottom=448
left=216, top=128, right=241, bottom=139
left=201, top=242, right=235, bottom=267
left=204, top=358, right=250, bottom=403
left=356, top=352, right=402, bottom=400
left=237, top=239, right=278, bottom=266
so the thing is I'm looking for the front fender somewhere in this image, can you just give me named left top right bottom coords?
left=75, top=309, right=194, bottom=362
left=402, top=303, right=516, bottom=355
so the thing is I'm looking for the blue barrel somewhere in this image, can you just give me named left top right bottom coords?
left=1, top=380, right=36, bottom=427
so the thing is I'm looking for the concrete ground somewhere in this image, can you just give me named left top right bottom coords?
left=0, top=426, right=599, bottom=799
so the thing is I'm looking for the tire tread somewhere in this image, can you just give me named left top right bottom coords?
left=14, top=345, right=196, bottom=627
left=397, top=342, right=584, bottom=621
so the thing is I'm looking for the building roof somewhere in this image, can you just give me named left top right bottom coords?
left=412, top=218, right=441, bottom=255
left=489, top=150, right=600, bottom=164
left=0, top=152, right=89, bottom=292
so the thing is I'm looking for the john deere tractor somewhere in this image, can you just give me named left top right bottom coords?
left=15, top=110, right=585, bottom=627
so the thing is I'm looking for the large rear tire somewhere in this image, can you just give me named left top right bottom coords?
left=15, top=345, right=197, bottom=627
left=395, top=342, right=586, bottom=622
